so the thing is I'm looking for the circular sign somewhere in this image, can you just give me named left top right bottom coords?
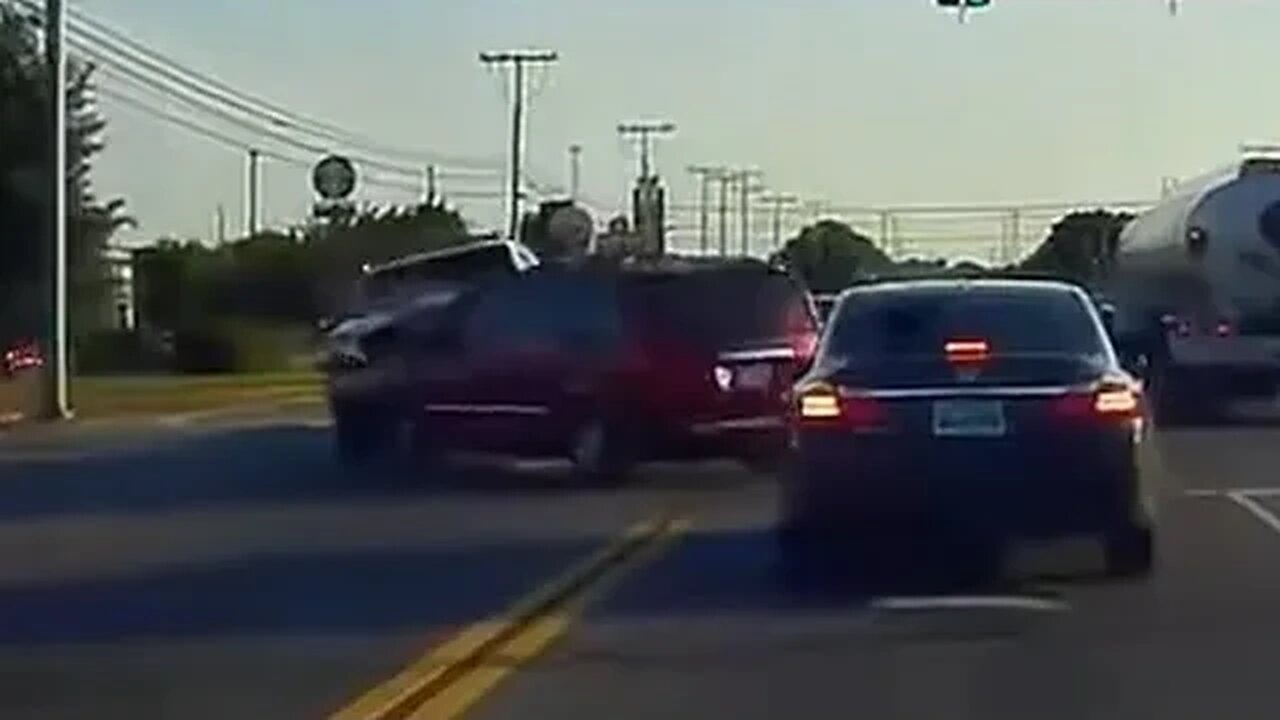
left=312, top=155, right=357, bottom=200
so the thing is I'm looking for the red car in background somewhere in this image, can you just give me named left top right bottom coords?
left=321, top=256, right=820, bottom=481
left=3, top=340, right=43, bottom=377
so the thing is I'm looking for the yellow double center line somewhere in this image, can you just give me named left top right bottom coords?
left=329, top=515, right=691, bottom=720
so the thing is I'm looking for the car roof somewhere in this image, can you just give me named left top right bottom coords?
left=838, top=277, right=1088, bottom=303
left=362, top=239, right=532, bottom=277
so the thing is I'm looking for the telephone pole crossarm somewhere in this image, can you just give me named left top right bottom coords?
left=618, top=121, right=677, bottom=180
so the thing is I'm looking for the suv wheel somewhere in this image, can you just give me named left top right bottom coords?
left=569, top=418, right=631, bottom=484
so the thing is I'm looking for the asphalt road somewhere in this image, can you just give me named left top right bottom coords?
left=4, top=408, right=1280, bottom=719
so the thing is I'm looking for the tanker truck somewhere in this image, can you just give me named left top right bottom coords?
left=1103, top=155, right=1280, bottom=423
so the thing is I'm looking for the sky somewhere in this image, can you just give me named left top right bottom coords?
left=74, top=0, right=1280, bottom=261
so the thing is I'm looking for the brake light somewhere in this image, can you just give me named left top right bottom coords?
left=1051, top=384, right=1142, bottom=421
left=944, top=338, right=990, bottom=364
left=795, top=382, right=885, bottom=429
left=798, top=384, right=841, bottom=419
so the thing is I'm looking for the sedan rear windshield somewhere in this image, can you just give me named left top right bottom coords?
left=825, top=288, right=1106, bottom=361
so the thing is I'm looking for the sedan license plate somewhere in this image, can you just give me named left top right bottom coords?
left=932, top=399, right=1007, bottom=437
left=736, top=363, right=773, bottom=390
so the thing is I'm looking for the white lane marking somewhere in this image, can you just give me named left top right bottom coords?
left=1226, top=491, right=1280, bottom=536
left=871, top=595, right=1070, bottom=612
left=1185, top=487, right=1280, bottom=498
left=1184, top=488, right=1222, bottom=498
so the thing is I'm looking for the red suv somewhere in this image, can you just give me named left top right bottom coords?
left=322, top=256, right=819, bottom=480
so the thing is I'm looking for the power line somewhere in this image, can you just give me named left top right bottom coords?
left=96, top=85, right=501, bottom=203
left=87, top=46, right=504, bottom=199
left=36, top=2, right=590, bottom=216
left=51, top=1, right=506, bottom=173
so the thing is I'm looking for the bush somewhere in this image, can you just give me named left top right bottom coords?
left=170, top=320, right=314, bottom=374
left=74, top=329, right=171, bottom=374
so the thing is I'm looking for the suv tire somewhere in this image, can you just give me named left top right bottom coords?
left=568, top=418, right=632, bottom=485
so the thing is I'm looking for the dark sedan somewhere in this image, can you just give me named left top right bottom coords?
left=778, top=278, right=1156, bottom=580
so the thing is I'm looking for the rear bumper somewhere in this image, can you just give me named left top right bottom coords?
left=636, top=414, right=789, bottom=461
left=784, top=434, right=1144, bottom=538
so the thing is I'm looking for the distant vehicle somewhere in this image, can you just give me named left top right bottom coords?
left=322, top=255, right=820, bottom=480
left=1103, top=155, right=1280, bottom=423
left=2, top=340, right=42, bottom=378
left=779, top=278, right=1156, bottom=581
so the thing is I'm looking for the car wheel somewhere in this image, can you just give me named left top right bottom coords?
left=568, top=418, right=631, bottom=485
left=1103, top=523, right=1155, bottom=579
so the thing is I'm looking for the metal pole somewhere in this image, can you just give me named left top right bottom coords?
left=508, top=60, right=525, bottom=239
left=246, top=148, right=260, bottom=236
left=698, top=174, right=710, bottom=255
left=737, top=170, right=762, bottom=256
left=43, top=0, right=69, bottom=420
left=569, top=144, right=582, bottom=201
left=717, top=175, right=731, bottom=256
left=425, top=165, right=438, bottom=206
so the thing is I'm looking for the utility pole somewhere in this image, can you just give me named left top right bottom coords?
left=215, top=204, right=226, bottom=244
left=245, top=148, right=260, bottom=237
left=617, top=121, right=676, bottom=180
left=687, top=165, right=724, bottom=255
left=480, top=50, right=558, bottom=240
left=41, top=0, right=69, bottom=420
left=424, top=165, right=438, bottom=206
left=734, top=169, right=764, bottom=255
left=568, top=144, right=582, bottom=201
left=759, top=193, right=798, bottom=250
left=716, top=172, right=733, bottom=256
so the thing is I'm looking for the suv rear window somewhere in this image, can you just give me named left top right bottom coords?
left=361, top=245, right=520, bottom=305
left=623, top=271, right=813, bottom=349
left=826, top=287, right=1105, bottom=360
